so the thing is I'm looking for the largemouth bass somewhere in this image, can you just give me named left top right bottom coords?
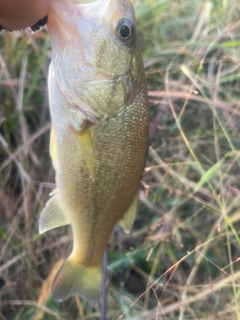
left=39, top=0, right=149, bottom=301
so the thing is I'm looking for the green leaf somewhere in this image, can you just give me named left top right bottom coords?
left=194, top=152, right=231, bottom=192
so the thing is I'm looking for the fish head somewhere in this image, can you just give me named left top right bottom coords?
left=48, top=0, right=145, bottom=121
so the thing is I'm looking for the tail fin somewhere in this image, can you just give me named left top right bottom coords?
left=52, top=258, right=102, bottom=302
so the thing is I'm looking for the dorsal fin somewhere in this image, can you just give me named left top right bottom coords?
left=39, top=189, right=70, bottom=234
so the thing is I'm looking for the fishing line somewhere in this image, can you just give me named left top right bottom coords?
left=100, top=246, right=108, bottom=320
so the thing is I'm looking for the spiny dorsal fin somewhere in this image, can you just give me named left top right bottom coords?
left=39, top=190, right=70, bottom=234
left=118, top=195, right=138, bottom=234
left=73, top=127, right=95, bottom=180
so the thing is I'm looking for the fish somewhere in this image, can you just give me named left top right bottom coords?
left=39, top=0, right=149, bottom=302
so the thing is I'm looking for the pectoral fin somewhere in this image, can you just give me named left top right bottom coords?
left=74, top=128, right=95, bottom=180
left=50, top=125, right=58, bottom=170
left=39, top=190, right=70, bottom=234
left=118, top=195, right=138, bottom=234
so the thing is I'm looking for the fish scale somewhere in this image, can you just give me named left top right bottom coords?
left=39, top=0, right=149, bottom=301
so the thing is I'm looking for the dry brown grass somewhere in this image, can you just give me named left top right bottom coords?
left=1, top=0, right=240, bottom=319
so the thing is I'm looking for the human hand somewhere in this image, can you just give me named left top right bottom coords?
left=0, top=0, right=50, bottom=31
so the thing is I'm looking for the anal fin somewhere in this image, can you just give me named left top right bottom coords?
left=74, top=128, right=95, bottom=180
left=39, top=189, right=70, bottom=234
left=118, top=195, right=138, bottom=234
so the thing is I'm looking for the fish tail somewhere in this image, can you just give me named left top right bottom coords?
left=52, top=257, right=102, bottom=301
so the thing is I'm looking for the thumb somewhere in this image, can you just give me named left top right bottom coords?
left=0, top=0, right=50, bottom=31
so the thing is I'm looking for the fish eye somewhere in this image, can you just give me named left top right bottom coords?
left=120, top=23, right=131, bottom=39
left=115, top=18, right=134, bottom=44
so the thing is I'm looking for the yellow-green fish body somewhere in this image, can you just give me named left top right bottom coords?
left=39, top=0, right=149, bottom=301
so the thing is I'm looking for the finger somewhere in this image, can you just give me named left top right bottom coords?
left=0, top=0, right=50, bottom=31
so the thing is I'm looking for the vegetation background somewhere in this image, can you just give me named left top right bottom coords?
left=1, top=0, right=240, bottom=319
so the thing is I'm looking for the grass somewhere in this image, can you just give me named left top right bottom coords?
left=1, top=0, right=240, bottom=319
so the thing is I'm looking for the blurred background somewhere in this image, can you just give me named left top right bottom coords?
left=1, top=0, right=240, bottom=319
